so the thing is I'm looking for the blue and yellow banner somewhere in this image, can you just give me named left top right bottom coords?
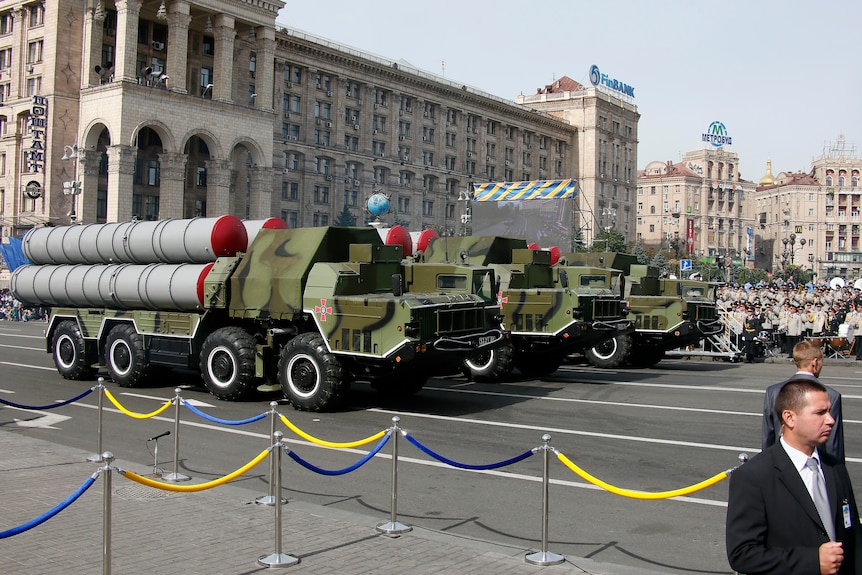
left=471, top=179, right=577, bottom=202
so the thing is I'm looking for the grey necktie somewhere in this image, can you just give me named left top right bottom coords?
left=806, top=457, right=836, bottom=541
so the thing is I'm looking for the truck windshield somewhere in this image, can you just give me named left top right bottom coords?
left=579, top=275, right=608, bottom=289
left=438, top=274, right=467, bottom=290
left=473, top=270, right=496, bottom=303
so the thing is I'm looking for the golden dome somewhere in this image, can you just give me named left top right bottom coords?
left=759, top=159, right=775, bottom=187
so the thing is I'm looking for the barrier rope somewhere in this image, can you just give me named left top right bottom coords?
left=119, top=447, right=271, bottom=492
left=404, top=433, right=535, bottom=470
left=0, top=471, right=99, bottom=539
left=287, top=431, right=391, bottom=476
left=103, top=389, right=173, bottom=419
left=556, top=450, right=729, bottom=499
left=182, top=400, right=267, bottom=425
left=0, top=386, right=94, bottom=410
left=279, top=413, right=387, bottom=448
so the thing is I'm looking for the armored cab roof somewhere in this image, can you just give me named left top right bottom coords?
left=422, top=236, right=529, bottom=265
left=562, top=252, right=638, bottom=274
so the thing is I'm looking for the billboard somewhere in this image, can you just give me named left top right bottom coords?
left=470, top=180, right=577, bottom=248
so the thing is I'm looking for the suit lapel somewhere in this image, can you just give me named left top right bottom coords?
left=772, top=446, right=827, bottom=532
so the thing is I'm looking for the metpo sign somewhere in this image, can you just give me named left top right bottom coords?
left=702, top=121, right=732, bottom=147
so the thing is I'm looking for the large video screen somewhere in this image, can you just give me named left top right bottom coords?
left=471, top=198, right=574, bottom=250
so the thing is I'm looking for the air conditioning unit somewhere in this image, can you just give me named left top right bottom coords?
left=285, top=82, right=293, bottom=88
left=402, top=156, right=409, bottom=161
left=325, top=175, right=332, bottom=181
left=152, top=41, right=165, bottom=51
left=326, top=122, right=332, bottom=128
left=486, top=156, right=491, bottom=161
left=316, top=119, right=322, bottom=125
left=282, top=168, right=289, bottom=174
left=357, top=100, right=362, bottom=105
left=354, top=180, right=360, bottom=186
left=399, top=136, right=405, bottom=141
left=353, top=124, right=360, bottom=130
left=467, top=152, right=472, bottom=158
left=423, top=111, right=429, bottom=117
left=288, top=136, right=297, bottom=141
left=505, top=160, right=510, bottom=166
left=422, top=137, right=427, bottom=141
left=379, top=153, right=385, bottom=157
left=326, top=91, right=332, bottom=97
left=374, top=103, right=379, bottom=109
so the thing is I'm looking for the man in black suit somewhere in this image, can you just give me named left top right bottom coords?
left=762, top=339, right=844, bottom=462
left=727, top=379, right=861, bottom=574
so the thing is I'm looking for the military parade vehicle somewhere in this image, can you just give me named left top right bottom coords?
left=564, top=252, right=722, bottom=368
left=418, top=235, right=632, bottom=380
left=11, top=217, right=504, bottom=411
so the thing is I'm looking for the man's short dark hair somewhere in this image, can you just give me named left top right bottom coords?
left=776, top=379, right=828, bottom=424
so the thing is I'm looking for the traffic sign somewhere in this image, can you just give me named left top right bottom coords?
left=680, top=259, right=692, bottom=271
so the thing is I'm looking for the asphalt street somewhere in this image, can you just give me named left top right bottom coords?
left=2, top=319, right=861, bottom=575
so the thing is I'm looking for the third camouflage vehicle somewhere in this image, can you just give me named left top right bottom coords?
left=565, top=252, right=721, bottom=368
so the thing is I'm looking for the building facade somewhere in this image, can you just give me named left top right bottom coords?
left=754, top=137, right=862, bottom=280
left=517, top=77, right=639, bottom=245
left=636, top=148, right=755, bottom=262
left=0, top=0, right=637, bottom=250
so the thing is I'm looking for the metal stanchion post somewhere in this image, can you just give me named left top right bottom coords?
left=162, top=388, right=190, bottom=482
left=256, top=401, right=286, bottom=506
left=525, top=434, right=564, bottom=566
left=101, top=451, right=114, bottom=575
left=376, top=416, right=411, bottom=536
left=258, top=431, right=300, bottom=568
left=87, top=378, right=105, bottom=462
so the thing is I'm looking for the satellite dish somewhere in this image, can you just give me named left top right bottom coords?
left=854, top=278, right=862, bottom=290
left=830, top=277, right=845, bottom=290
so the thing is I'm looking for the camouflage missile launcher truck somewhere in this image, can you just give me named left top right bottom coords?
left=11, top=222, right=504, bottom=411
left=564, top=252, right=721, bottom=368
left=419, top=236, right=631, bottom=380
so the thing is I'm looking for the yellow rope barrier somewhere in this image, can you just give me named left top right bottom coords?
left=556, top=451, right=728, bottom=500
left=279, top=414, right=387, bottom=449
left=120, top=448, right=271, bottom=492
left=104, top=389, right=173, bottom=419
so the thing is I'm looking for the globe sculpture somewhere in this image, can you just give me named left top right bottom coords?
left=366, top=193, right=390, bottom=217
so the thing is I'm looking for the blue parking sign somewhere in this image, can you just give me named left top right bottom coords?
left=680, top=259, right=692, bottom=271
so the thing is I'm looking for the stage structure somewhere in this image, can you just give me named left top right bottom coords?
left=469, top=179, right=578, bottom=249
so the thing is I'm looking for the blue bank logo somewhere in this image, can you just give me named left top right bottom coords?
left=589, top=65, right=635, bottom=98
left=702, top=121, right=732, bottom=147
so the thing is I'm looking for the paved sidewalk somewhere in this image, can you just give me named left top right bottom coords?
left=0, top=430, right=681, bottom=575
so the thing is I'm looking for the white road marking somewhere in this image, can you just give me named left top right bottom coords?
left=0, top=361, right=55, bottom=371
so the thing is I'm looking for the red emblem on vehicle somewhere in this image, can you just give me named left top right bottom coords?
left=497, top=291, right=508, bottom=305
left=315, top=299, right=333, bottom=321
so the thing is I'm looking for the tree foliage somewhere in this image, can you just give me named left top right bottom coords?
left=334, top=205, right=357, bottom=226
left=590, top=228, right=627, bottom=252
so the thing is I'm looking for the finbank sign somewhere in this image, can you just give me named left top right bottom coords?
left=702, top=121, right=733, bottom=147
left=589, top=65, right=635, bottom=98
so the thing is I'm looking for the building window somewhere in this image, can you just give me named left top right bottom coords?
left=344, top=135, right=359, bottom=151
left=313, top=185, right=330, bottom=205
left=281, top=181, right=298, bottom=201
left=314, top=101, right=331, bottom=119
left=196, top=167, right=206, bottom=187
left=0, top=48, right=11, bottom=69
left=313, top=129, right=330, bottom=147
left=315, top=74, right=331, bottom=91
left=345, top=81, right=360, bottom=98
left=26, top=76, right=41, bottom=95
left=0, top=13, right=12, bottom=35
left=423, top=199, right=434, bottom=217
left=200, top=67, right=212, bottom=96
left=202, top=36, right=214, bottom=55
left=27, top=40, right=43, bottom=64
left=29, top=4, right=44, bottom=27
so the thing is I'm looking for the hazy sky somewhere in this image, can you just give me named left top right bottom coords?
left=276, top=0, right=861, bottom=182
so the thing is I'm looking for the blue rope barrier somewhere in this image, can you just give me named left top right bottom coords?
left=404, top=433, right=534, bottom=470
left=287, top=432, right=391, bottom=476
left=0, top=387, right=94, bottom=410
left=0, top=472, right=99, bottom=539
left=182, top=400, right=267, bottom=425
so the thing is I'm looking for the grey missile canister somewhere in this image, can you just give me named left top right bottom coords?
left=22, top=216, right=248, bottom=265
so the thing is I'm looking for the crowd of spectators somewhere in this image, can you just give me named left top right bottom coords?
left=715, top=278, right=862, bottom=360
left=0, top=288, right=46, bottom=321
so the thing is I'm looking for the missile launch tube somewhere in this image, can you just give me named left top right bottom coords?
left=242, top=217, right=288, bottom=247
left=22, top=216, right=247, bottom=265
left=11, top=263, right=212, bottom=311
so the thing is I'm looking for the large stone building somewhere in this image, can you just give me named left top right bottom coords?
left=754, top=137, right=862, bottom=280
left=0, top=0, right=639, bottom=249
left=517, top=76, right=639, bottom=245
left=636, top=148, right=755, bottom=261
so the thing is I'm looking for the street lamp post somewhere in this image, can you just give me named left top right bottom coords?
left=61, top=144, right=82, bottom=222
left=778, top=232, right=806, bottom=273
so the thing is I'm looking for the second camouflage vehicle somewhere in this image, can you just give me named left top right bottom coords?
left=419, top=236, right=632, bottom=380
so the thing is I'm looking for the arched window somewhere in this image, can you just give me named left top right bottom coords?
left=650, top=205, right=656, bottom=214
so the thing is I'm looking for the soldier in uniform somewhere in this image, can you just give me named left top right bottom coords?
left=785, top=305, right=803, bottom=357
left=742, top=307, right=763, bottom=363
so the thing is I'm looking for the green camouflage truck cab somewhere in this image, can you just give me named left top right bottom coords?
left=14, top=225, right=504, bottom=411
left=564, top=252, right=721, bottom=368
left=419, top=236, right=631, bottom=380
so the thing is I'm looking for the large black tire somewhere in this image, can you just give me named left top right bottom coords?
left=199, top=327, right=258, bottom=401
left=278, top=332, right=345, bottom=411
left=105, top=323, right=149, bottom=387
left=585, top=334, right=632, bottom=368
left=513, top=348, right=567, bottom=377
left=51, top=320, right=96, bottom=380
left=371, top=371, right=429, bottom=396
left=462, top=341, right=515, bottom=382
